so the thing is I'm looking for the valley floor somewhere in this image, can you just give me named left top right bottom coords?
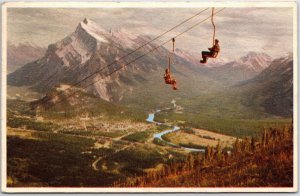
left=5, top=86, right=294, bottom=188
left=7, top=117, right=235, bottom=187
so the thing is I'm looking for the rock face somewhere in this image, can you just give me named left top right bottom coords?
left=7, top=19, right=179, bottom=101
left=240, top=54, right=293, bottom=117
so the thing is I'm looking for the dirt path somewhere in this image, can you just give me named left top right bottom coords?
left=92, top=144, right=132, bottom=171
left=92, top=156, right=103, bottom=171
left=91, top=130, right=139, bottom=171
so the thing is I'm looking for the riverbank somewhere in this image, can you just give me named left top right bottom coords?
left=146, top=109, right=236, bottom=151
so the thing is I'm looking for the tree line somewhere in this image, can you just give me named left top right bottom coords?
left=114, top=125, right=293, bottom=187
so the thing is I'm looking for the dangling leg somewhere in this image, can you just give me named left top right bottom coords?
left=172, top=79, right=178, bottom=90
left=200, top=51, right=210, bottom=64
left=164, top=74, right=172, bottom=84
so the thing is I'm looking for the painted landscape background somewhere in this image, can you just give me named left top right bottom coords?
left=6, top=7, right=293, bottom=187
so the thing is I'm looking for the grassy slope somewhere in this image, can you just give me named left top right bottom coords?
left=154, top=86, right=292, bottom=137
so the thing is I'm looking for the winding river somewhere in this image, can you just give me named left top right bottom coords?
left=147, top=110, right=205, bottom=152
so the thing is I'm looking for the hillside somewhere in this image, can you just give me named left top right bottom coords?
left=238, top=55, right=293, bottom=117
left=117, top=126, right=293, bottom=187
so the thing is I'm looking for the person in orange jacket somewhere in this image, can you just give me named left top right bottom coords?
left=164, top=68, right=178, bottom=90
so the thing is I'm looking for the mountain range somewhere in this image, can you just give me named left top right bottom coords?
left=201, top=51, right=272, bottom=85
left=8, top=18, right=224, bottom=102
left=7, top=18, right=293, bottom=117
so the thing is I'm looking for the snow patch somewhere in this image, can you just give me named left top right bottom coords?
left=232, top=51, right=272, bottom=72
left=79, top=18, right=108, bottom=43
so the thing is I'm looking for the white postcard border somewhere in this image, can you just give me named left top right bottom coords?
left=1, top=1, right=298, bottom=193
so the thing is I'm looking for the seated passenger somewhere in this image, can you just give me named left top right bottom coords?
left=200, top=39, right=220, bottom=64
left=164, top=69, right=178, bottom=90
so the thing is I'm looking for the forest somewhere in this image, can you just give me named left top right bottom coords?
left=115, top=126, right=293, bottom=187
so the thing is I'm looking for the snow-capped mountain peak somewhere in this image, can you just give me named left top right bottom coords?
left=234, top=51, right=272, bottom=72
left=8, top=18, right=169, bottom=102
left=76, top=18, right=108, bottom=43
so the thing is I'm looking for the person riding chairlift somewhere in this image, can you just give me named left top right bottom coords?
left=200, top=39, right=220, bottom=64
left=164, top=68, right=178, bottom=90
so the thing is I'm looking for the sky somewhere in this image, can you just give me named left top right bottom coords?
left=7, top=7, right=293, bottom=60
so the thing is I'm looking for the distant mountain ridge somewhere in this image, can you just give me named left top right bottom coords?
left=233, top=51, right=272, bottom=72
left=236, top=54, right=293, bottom=117
left=203, top=51, right=272, bottom=84
left=7, top=43, right=46, bottom=73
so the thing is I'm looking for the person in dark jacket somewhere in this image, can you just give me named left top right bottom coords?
left=200, top=39, right=220, bottom=64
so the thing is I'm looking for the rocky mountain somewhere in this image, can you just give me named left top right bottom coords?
left=239, top=54, right=293, bottom=117
left=7, top=43, right=46, bottom=73
left=8, top=18, right=219, bottom=104
left=232, top=51, right=272, bottom=72
left=8, top=19, right=153, bottom=101
left=204, top=52, right=272, bottom=84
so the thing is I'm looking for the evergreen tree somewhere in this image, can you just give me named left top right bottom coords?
left=233, top=138, right=241, bottom=154
left=215, top=142, right=222, bottom=160
left=251, top=137, right=256, bottom=152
